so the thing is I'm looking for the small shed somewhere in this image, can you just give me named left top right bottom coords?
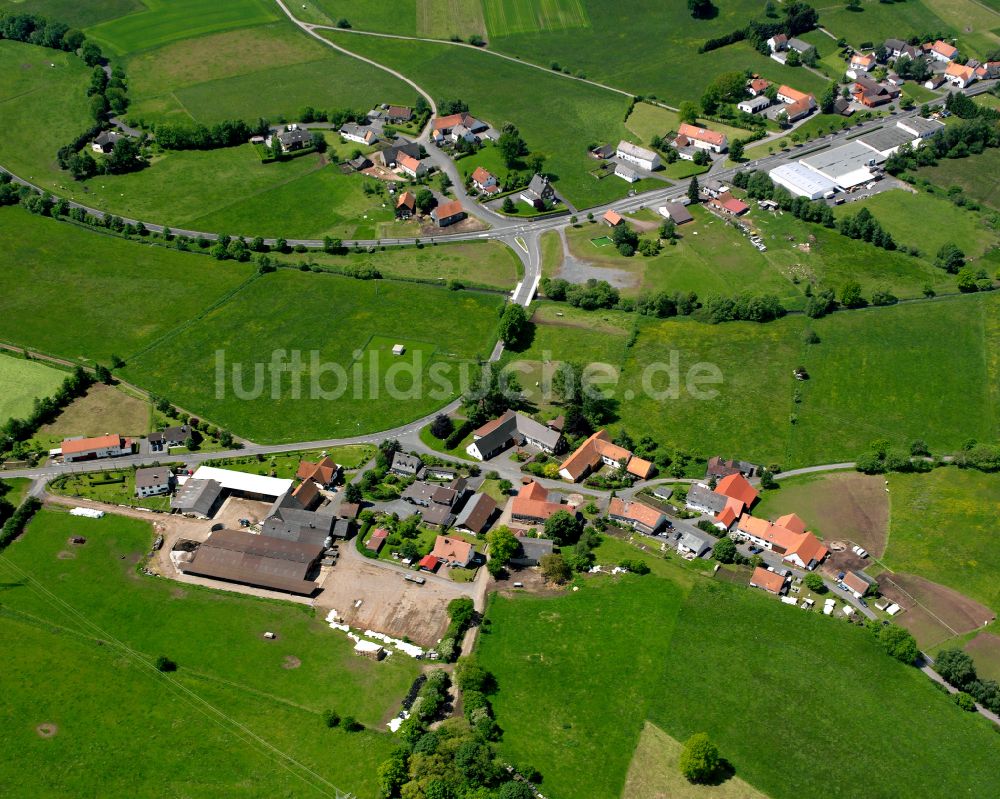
left=354, top=640, right=385, bottom=660
left=392, top=344, right=406, bottom=356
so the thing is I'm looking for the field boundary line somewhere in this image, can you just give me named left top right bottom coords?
left=124, top=272, right=263, bottom=362
left=880, top=574, right=962, bottom=638
left=0, top=552, right=352, bottom=799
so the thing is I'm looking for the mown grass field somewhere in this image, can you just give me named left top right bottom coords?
left=0, top=477, right=30, bottom=509
left=837, top=189, right=998, bottom=262
left=275, top=240, right=523, bottom=291
left=417, top=0, right=485, bottom=39
left=51, top=468, right=174, bottom=510
left=85, top=0, right=280, bottom=56
left=319, top=31, right=641, bottom=208
left=820, top=0, right=1000, bottom=59
left=0, top=0, right=143, bottom=27
left=914, top=149, right=1000, bottom=211
left=482, top=0, right=589, bottom=37
left=510, top=292, right=1000, bottom=468
left=34, top=383, right=151, bottom=447
left=0, top=208, right=253, bottom=363
left=121, top=269, right=503, bottom=443
left=125, top=22, right=415, bottom=125
left=0, top=509, right=416, bottom=798
left=483, top=0, right=826, bottom=103
left=208, top=444, right=375, bottom=478
left=478, top=572, right=1000, bottom=799
left=310, top=0, right=416, bottom=33
left=885, top=468, right=1000, bottom=615
left=0, top=353, right=67, bottom=422
left=0, top=40, right=404, bottom=238
left=754, top=471, right=890, bottom=554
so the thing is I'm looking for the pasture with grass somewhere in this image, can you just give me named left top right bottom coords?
left=33, top=383, right=152, bottom=449
left=0, top=509, right=416, bottom=798
left=478, top=573, right=1000, bottom=799
left=120, top=269, right=503, bottom=443
left=0, top=353, right=67, bottom=423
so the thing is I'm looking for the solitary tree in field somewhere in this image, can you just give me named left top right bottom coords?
left=498, top=303, right=531, bottom=348
left=679, top=733, right=722, bottom=783
left=430, top=413, right=453, bottom=440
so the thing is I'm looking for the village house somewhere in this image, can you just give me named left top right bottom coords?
left=385, top=105, right=413, bottom=124
left=847, top=52, right=877, bottom=79
left=367, top=527, right=388, bottom=552
left=608, top=497, right=667, bottom=535
left=944, top=62, right=977, bottom=89
left=678, top=530, right=712, bottom=558
left=511, top=481, right=565, bottom=525
left=766, top=33, right=788, bottom=52
left=686, top=473, right=758, bottom=531
left=735, top=513, right=829, bottom=570
left=376, top=139, right=422, bottom=169
left=841, top=570, right=876, bottom=598
left=61, top=434, right=132, bottom=462
left=430, top=535, right=475, bottom=568
left=685, top=483, right=728, bottom=516
left=706, top=456, right=759, bottom=480
left=465, top=410, right=562, bottom=460
left=747, top=76, right=772, bottom=96
left=91, top=130, right=122, bottom=154
left=431, top=112, right=489, bottom=144
left=883, top=39, right=921, bottom=61
left=275, top=124, right=312, bottom=152
left=749, top=566, right=787, bottom=595
left=929, top=40, right=958, bottom=62
left=339, top=122, right=379, bottom=146
left=700, top=179, right=729, bottom=200
left=558, top=430, right=653, bottom=482
left=135, top=467, right=172, bottom=498
left=431, top=199, right=466, bottom=227
left=675, top=123, right=728, bottom=154
left=602, top=209, right=624, bottom=226
left=519, top=174, right=556, bottom=208
left=776, top=85, right=816, bottom=109
left=852, top=76, right=900, bottom=107
left=395, top=151, right=426, bottom=178
left=924, top=74, right=947, bottom=90
left=396, top=190, right=416, bottom=218
left=296, top=456, right=341, bottom=489
left=616, top=140, right=660, bottom=171
left=454, top=493, right=498, bottom=535
left=148, top=425, right=189, bottom=452
left=389, top=451, right=423, bottom=477
left=470, top=166, right=499, bottom=194
left=708, top=192, right=750, bottom=217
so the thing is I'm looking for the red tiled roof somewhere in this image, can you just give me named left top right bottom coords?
left=932, top=40, right=957, bottom=58
left=714, top=473, right=758, bottom=508
left=296, top=456, right=339, bottom=485
left=433, top=113, right=465, bottom=130
left=396, top=190, right=416, bottom=210
left=292, top=480, right=320, bottom=508
left=430, top=535, right=473, bottom=565
left=715, top=499, right=742, bottom=528
left=473, top=409, right=515, bottom=439
left=434, top=199, right=464, bottom=219
left=61, top=434, right=125, bottom=455
left=419, top=554, right=439, bottom=570
left=396, top=152, right=421, bottom=172
left=748, top=77, right=771, bottom=93
left=626, top=456, right=654, bottom=479
left=603, top=210, right=623, bottom=225
left=677, top=123, right=726, bottom=147
left=471, top=166, right=495, bottom=185
left=778, top=85, right=810, bottom=103
left=775, top=513, right=807, bottom=535
left=609, top=497, right=663, bottom=528
left=750, top=566, right=785, bottom=594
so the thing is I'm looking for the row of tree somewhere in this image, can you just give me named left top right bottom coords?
left=0, top=11, right=101, bottom=64
left=154, top=118, right=270, bottom=151
left=934, top=648, right=1000, bottom=715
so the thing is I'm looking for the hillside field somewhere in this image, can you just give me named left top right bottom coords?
left=121, top=269, right=503, bottom=443
left=477, top=572, right=1000, bottom=799
left=914, top=149, right=1000, bottom=211
left=0, top=354, right=67, bottom=422
left=510, top=292, right=1000, bottom=468
left=0, top=509, right=416, bottom=798
left=0, top=0, right=144, bottom=28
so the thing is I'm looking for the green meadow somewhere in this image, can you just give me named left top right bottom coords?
left=914, top=149, right=1000, bottom=211
left=510, top=292, right=1000, bottom=468
left=885, top=468, right=1000, bottom=614
left=0, top=509, right=416, bottom=798
left=85, top=0, right=280, bottom=55
left=120, top=269, right=503, bottom=443
left=319, top=31, right=641, bottom=208
left=125, top=22, right=415, bottom=125
left=478, top=571, right=1000, bottom=799
left=0, top=208, right=253, bottom=363
left=0, top=0, right=143, bottom=27
left=0, top=353, right=67, bottom=422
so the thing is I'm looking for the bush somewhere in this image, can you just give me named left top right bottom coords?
left=323, top=710, right=341, bottom=728
left=340, top=715, right=363, bottom=732
left=955, top=692, right=977, bottom=712
left=154, top=655, right=177, bottom=672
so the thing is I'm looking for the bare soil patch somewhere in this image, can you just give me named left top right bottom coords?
left=212, top=496, right=273, bottom=530
left=35, top=723, right=58, bottom=738
left=315, top=555, right=465, bottom=647
left=37, top=383, right=150, bottom=441
left=281, top=655, right=301, bottom=670
left=880, top=571, right=995, bottom=647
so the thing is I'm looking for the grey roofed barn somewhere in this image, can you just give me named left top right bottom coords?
left=510, top=536, right=554, bottom=566
left=180, top=529, right=322, bottom=595
left=170, top=478, right=223, bottom=517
